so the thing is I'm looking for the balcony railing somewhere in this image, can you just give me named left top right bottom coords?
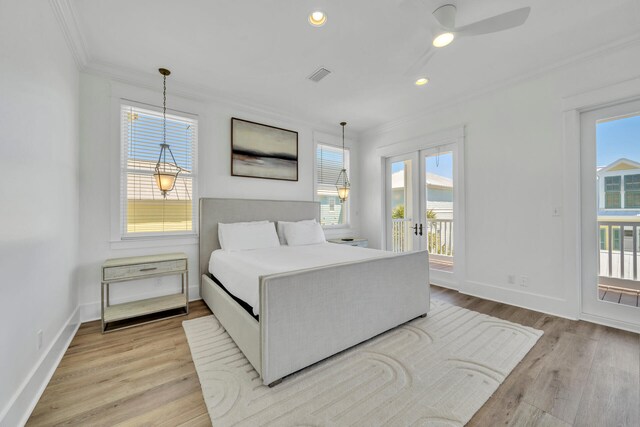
left=391, top=218, right=454, bottom=257
left=427, top=219, right=454, bottom=256
left=392, top=218, right=413, bottom=253
left=598, top=221, right=640, bottom=292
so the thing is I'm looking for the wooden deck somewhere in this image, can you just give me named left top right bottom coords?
left=430, top=257, right=453, bottom=272
left=27, top=288, right=640, bottom=426
left=599, top=284, right=640, bottom=307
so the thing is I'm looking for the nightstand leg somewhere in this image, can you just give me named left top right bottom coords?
left=106, top=283, right=110, bottom=307
left=101, top=282, right=105, bottom=333
left=185, top=271, right=189, bottom=314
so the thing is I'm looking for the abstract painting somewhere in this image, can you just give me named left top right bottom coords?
left=231, top=118, right=298, bottom=181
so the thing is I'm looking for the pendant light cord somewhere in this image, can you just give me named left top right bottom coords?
left=342, top=124, right=345, bottom=170
left=163, top=74, right=167, bottom=145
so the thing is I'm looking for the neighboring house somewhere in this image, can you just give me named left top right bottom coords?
left=597, top=158, right=640, bottom=251
left=391, top=170, right=453, bottom=220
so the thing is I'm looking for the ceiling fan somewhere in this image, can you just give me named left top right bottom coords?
left=406, top=2, right=531, bottom=80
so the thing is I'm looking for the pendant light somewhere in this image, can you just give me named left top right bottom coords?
left=154, top=68, right=182, bottom=198
left=336, top=121, right=350, bottom=203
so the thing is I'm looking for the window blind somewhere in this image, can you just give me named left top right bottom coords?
left=317, top=144, right=348, bottom=186
left=121, top=104, right=197, bottom=236
left=316, top=144, right=350, bottom=226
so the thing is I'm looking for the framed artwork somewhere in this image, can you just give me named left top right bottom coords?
left=231, top=117, right=298, bottom=181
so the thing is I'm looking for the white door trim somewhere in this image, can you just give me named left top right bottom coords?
left=378, top=126, right=466, bottom=291
left=562, top=76, right=640, bottom=328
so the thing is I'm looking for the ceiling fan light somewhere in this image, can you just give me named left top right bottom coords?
left=415, top=77, right=429, bottom=86
left=433, top=32, right=455, bottom=47
left=309, top=11, right=327, bottom=27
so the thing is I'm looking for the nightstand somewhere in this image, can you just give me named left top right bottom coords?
left=327, top=238, right=368, bottom=248
left=101, top=252, right=189, bottom=333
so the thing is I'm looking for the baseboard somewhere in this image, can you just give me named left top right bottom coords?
left=430, top=277, right=459, bottom=291
left=460, top=280, right=579, bottom=321
left=80, top=285, right=202, bottom=322
left=0, top=306, right=80, bottom=427
left=580, top=312, right=640, bottom=334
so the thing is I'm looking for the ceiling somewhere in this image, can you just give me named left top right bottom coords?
left=71, top=0, right=640, bottom=133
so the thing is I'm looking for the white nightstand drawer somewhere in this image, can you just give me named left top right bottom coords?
left=103, top=259, right=186, bottom=281
left=101, top=252, right=189, bottom=333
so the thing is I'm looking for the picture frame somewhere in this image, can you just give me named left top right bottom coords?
left=231, top=117, right=299, bottom=181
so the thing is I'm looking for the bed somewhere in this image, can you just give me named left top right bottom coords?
left=199, top=198, right=430, bottom=386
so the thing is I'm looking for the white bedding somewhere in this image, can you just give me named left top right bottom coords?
left=209, top=243, right=393, bottom=315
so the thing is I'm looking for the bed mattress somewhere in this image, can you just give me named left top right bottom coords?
left=209, top=243, right=393, bottom=315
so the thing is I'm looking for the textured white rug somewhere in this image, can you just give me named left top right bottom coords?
left=183, top=300, right=542, bottom=426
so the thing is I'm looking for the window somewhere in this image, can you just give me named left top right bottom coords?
left=624, top=174, right=640, bottom=208
left=121, top=104, right=197, bottom=237
left=612, top=227, right=621, bottom=251
left=604, top=176, right=621, bottom=208
left=316, top=144, right=350, bottom=226
left=599, top=227, right=607, bottom=250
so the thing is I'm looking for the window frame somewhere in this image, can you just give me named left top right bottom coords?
left=114, top=96, right=199, bottom=244
left=313, top=142, right=353, bottom=230
left=624, top=174, right=640, bottom=208
left=604, top=175, right=622, bottom=209
left=314, top=133, right=353, bottom=230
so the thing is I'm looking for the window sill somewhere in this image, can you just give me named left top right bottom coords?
left=110, top=235, right=198, bottom=250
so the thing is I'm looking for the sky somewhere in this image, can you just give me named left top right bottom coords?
left=597, top=114, right=640, bottom=167
left=391, top=151, right=453, bottom=179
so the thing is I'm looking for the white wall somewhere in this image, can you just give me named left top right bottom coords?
left=77, top=73, right=359, bottom=319
left=0, top=0, right=80, bottom=424
left=358, top=40, right=640, bottom=319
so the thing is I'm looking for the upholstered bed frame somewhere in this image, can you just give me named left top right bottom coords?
left=199, top=197, right=430, bottom=386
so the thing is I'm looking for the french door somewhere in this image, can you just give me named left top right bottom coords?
left=385, top=142, right=461, bottom=288
left=581, top=98, right=640, bottom=328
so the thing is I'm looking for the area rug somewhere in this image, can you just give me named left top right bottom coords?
left=183, top=300, right=542, bottom=426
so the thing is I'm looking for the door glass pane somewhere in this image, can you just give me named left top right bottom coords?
left=425, top=150, right=454, bottom=272
left=391, top=159, right=413, bottom=252
left=597, top=113, right=640, bottom=308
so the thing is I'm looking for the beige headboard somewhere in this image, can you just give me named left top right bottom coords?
left=198, top=198, right=320, bottom=279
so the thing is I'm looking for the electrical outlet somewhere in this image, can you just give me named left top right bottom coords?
left=37, top=330, right=43, bottom=351
left=507, top=275, right=516, bottom=285
left=519, top=276, right=529, bottom=288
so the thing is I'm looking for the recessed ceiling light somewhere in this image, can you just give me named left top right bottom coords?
left=415, top=77, right=429, bottom=86
left=309, top=11, right=327, bottom=27
left=433, top=32, right=455, bottom=47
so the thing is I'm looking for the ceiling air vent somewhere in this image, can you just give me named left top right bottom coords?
left=308, top=67, right=331, bottom=82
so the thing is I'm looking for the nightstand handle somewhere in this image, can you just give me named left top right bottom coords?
left=140, top=267, right=158, bottom=272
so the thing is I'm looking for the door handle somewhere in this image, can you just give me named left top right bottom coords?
left=413, top=224, right=418, bottom=236
left=419, top=223, right=423, bottom=236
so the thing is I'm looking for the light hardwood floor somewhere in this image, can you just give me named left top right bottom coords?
left=28, top=286, right=640, bottom=426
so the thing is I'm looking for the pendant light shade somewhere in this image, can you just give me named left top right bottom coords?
left=153, top=68, right=182, bottom=198
left=335, top=121, right=350, bottom=203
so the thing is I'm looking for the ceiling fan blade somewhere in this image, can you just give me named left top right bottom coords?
left=404, top=48, right=437, bottom=77
left=432, top=4, right=457, bottom=30
left=455, top=7, right=531, bottom=36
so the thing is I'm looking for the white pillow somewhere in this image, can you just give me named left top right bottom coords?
left=218, top=221, right=280, bottom=252
left=284, top=221, right=326, bottom=246
left=276, top=219, right=317, bottom=245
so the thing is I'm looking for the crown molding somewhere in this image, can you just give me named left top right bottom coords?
left=47, top=1, right=353, bottom=139
left=82, top=59, right=356, bottom=139
left=49, top=0, right=89, bottom=69
left=362, top=32, right=640, bottom=139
